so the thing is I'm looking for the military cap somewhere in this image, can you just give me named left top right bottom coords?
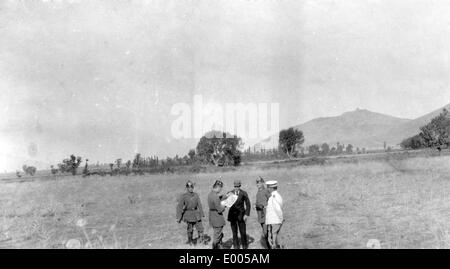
left=256, top=176, right=265, bottom=183
left=213, top=180, right=223, bottom=188
left=266, top=180, right=278, bottom=188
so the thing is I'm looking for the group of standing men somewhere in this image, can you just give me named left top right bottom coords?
left=176, top=177, right=284, bottom=249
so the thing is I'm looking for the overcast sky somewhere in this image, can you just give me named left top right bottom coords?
left=1, top=0, right=450, bottom=172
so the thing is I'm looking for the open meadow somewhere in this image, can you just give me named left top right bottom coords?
left=2, top=153, right=450, bottom=249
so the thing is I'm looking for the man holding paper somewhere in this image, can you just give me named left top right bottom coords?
left=227, top=180, right=251, bottom=249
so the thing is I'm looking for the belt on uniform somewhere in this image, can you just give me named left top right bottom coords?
left=186, top=208, right=198, bottom=211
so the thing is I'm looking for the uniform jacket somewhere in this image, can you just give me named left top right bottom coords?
left=227, top=189, right=251, bottom=222
left=255, top=188, right=271, bottom=208
left=255, top=188, right=271, bottom=224
left=176, top=192, right=204, bottom=223
left=208, top=191, right=226, bottom=228
left=266, top=191, right=283, bottom=225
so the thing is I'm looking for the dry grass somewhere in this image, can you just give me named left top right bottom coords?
left=2, top=154, right=450, bottom=248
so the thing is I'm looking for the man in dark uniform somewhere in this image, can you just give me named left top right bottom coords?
left=255, top=177, right=271, bottom=249
left=176, top=180, right=205, bottom=245
left=207, top=180, right=227, bottom=249
left=227, top=179, right=251, bottom=249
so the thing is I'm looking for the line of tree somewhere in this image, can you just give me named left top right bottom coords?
left=41, top=130, right=244, bottom=178
left=32, top=124, right=384, bottom=178
left=242, top=128, right=365, bottom=163
left=275, top=126, right=364, bottom=158
left=302, top=142, right=359, bottom=156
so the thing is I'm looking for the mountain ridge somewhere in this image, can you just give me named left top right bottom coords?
left=253, top=104, right=450, bottom=150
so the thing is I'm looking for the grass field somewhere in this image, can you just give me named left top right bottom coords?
left=2, top=153, right=450, bottom=249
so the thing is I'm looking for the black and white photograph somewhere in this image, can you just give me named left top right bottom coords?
left=1, top=0, right=450, bottom=254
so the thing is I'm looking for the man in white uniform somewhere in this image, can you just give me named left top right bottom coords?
left=265, top=180, right=284, bottom=249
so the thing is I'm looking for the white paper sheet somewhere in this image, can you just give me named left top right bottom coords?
left=220, top=194, right=238, bottom=208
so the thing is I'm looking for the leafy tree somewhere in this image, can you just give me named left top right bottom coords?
left=278, top=128, right=305, bottom=157
left=116, top=158, right=122, bottom=168
left=419, top=108, right=450, bottom=148
left=57, top=163, right=67, bottom=173
left=336, top=143, right=344, bottom=155
left=182, top=155, right=190, bottom=165
left=188, top=149, right=196, bottom=163
left=22, top=165, right=37, bottom=176
left=165, top=157, right=173, bottom=166
left=133, top=153, right=142, bottom=168
left=125, top=160, right=132, bottom=170
left=196, top=130, right=242, bottom=166
left=58, top=155, right=82, bottom=175
left=321, top=143, right=330, bottom=155
left=400, top=108, right=450, bottom=151
left=174, top=155, right=180, bottom=165
left=345, top=144, right=353, bottom=154
left=50, top=165, right=58, bottom=175
left=400, top=134, right=425, bottom=150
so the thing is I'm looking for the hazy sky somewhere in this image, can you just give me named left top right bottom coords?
left=2, top=0, right=450, bottom=171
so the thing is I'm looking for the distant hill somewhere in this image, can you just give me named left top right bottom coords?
left=254, top=108, right=412, bottom=150
left=253, top=105, right=450, bottom=151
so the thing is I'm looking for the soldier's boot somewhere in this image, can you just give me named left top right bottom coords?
left=186, top=232, right=193, bottom=245
left=215, top=241, right=223, bottom=249
left=218, top=236, right=224, bottom=249
left=198, top=232, right=204, bottom=244
left=233, top=237, right=240, bottom=249
left=212, top=236, right=223, bottom=249
left=242, top=237, right=248, bottom=249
